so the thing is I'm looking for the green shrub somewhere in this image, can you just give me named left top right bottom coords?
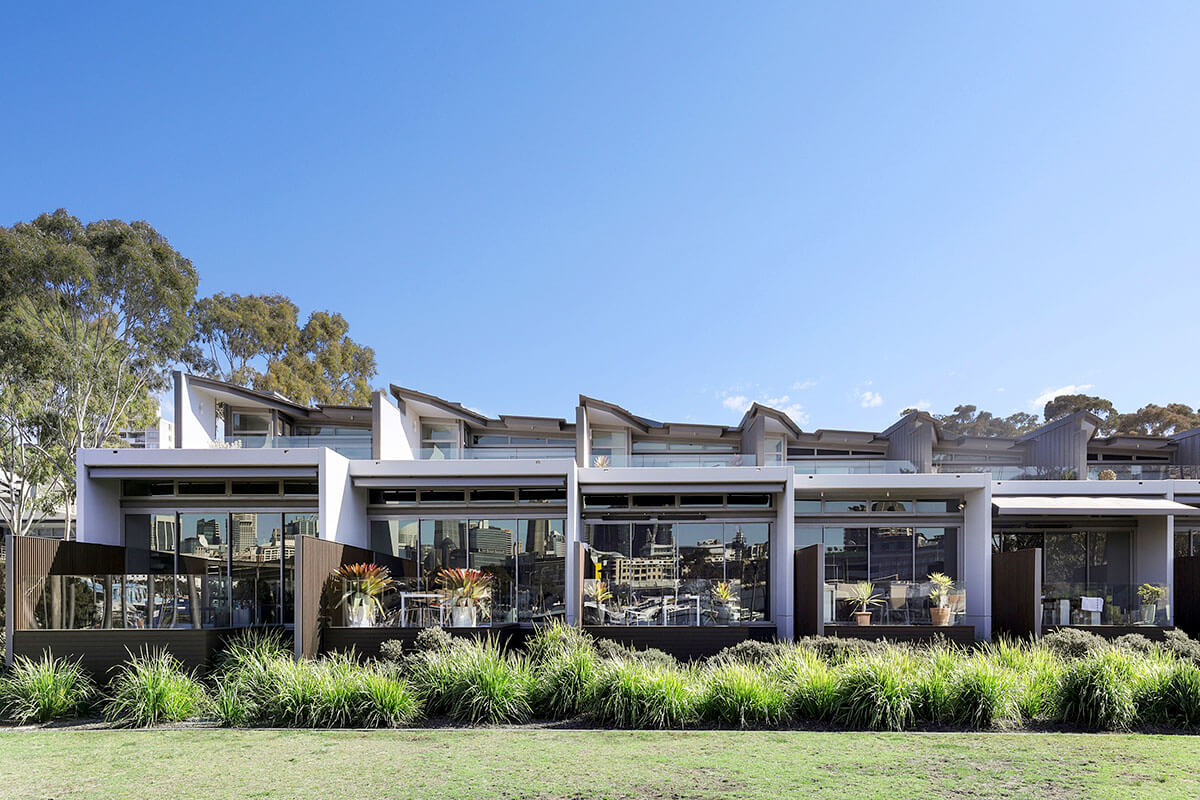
left=525, top=621, right=595, bottom=666
left=0, top=652, right=95, bottom=723
left=709, top=639, right=786, bottom=666
left=833, top=650, right=920, bottom=730
left=1139, top=660, right=1200, bottom=729
left=213, top=681, right=253, bottom=727
left=587, top=661, right=699, bottom=729
left=795, top=635, right=888, bottom=664
left=1055, top=648, right=1142, bottom=730
left=413, top=626, right=456, bottom=654
left=264, top=653, right=420, bottom=728
left=946, top=656, right=1018, bottom=728
left=1113, top=633, right=1155, bottom=655
left=378, top=640, right=407, bottom=663
left=915, top=647, right=961, bottom=724
left=407, top=637, right=532, bottom=724
left=773, top=646, right=836, bottom=722
left=996, top=645, right=1063, bottom=721
left=699, top=662, right=787, bottom=727
left=358, top=670, right=422, bottom=727
left=530, top=645, right=601, bottom=719
left=1161, top=629, right=1200, bottom=664
left=594, top=638, right=677, bottom=668
left=215, top=628, right=289, bottom=674
left=105, top=649, right=210, bottom=727
left=1042, top=628, right=1105, bottom=660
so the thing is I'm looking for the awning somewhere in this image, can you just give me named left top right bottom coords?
left=993, top=495, right=1199, bottom=516
left=351, top=475, right=565, bottom=489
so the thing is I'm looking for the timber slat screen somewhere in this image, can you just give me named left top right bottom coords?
left=992, top=548, right=1042, bottom=639
left=793, top=544, right=824, bottom=637
left=1175, top=555, right=1200, bottom=638
left=295, top=536, right=375, bottom=657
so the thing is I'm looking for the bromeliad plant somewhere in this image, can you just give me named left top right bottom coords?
left=709, top=581, right=739, bottom=624
left=335, top=563, right=395, bottom=627
left=438, top=568, right=493, bottom=627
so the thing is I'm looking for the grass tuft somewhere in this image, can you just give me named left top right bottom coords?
left=0, top=652, right=95, bottom=724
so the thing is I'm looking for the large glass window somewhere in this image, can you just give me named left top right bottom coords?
left=517, top=519, right=566, bottom=622
left=178, top=513, right=230, bottom=628
left=583, top=521, right=770, bottom=625
left=470, top=519, right=516, bottom=624
left=282, top=512, right=317, bottom=624
left=230, top=513, right=284, bottom=626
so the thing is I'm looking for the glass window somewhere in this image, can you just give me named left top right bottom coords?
left=230, top=512, right=283, bottom=626
left=583, top=523, right=632, bottom=624
left=825, top=500, right=868, bottom=513
left=469, top=519, right=516, bottom=624
left=1044, top=532, right=1087, bottom=587
left=727, top=494, right=771, bottom=508
left=591, top=430, right=627, bottom=467
left=677, top=523, right=725, bottom=625
left=421, top=421, right=459, bottom=459
left=794, top=499, right=822, bottom=514
left=470, top=489, right=516, bottom=503
left=231, top=411, right=272, bottom=434
left=629, top=523, right=678, bottom=623
left=915, top=527, right=957, bottom=581
left=1176, top=532, right=1192, bottom=559
left=231, top=481, right=280, bottom=495
left=177, top=481, right=226, bottom=495
left=177, top=513, right=230, bottom=628
left=871, top=500, right=912, bottom=513
left=916, top=499, right=958, bottom=514
left=122, top=480, right=174, bottom=496
left=518, top=488, right=566, bottom=504
left=282, top=512, right=318, bottom=623
left=764, top=436, right=786, bottom=466
left=869, top=527, right=913, bottom=581
left=825, top=527, right=867, bottom=582
left=794, top=525, right=823, bottom=551
left=369, top=489, right=417, bottom=504
left=283, top=480, right=319, bottom=495
left=420, top=520, right=468, bottom=586
left=517, top=519, right=566, bottom=622
left=727, top=523, right=769, bottom=622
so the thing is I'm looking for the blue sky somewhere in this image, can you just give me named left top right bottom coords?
left=3, top=3, right=1199, bottom=429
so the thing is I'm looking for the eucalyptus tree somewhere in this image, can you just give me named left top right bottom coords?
left=0, top=209, right=198, bottom=534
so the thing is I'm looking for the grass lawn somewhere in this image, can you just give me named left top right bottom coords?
left=1, top=728, right=1198, bottom=799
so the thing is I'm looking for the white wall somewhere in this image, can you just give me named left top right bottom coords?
left=320, top=450, right=368, bottom=547
left=772, top=471, right=796, bottom=639
left=176, top=374, right=216, bottom=448
left=961, top=484, right=992, bottom=640
left=1135, top=515, right=1173, bottom=623
left=564, top=467, right=581, bottom=624
left=372, top=391, right=413, bottom=460
left=76, top=451, right=122, bottom=545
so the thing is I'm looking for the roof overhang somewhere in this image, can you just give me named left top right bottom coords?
left=993, top=495, right=1198, bottom=516
left=87, top=466, right=317, bottom=479
left=353, top=475, right=565, bottom=489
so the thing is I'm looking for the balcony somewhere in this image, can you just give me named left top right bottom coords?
left=1087, top=464, right=1200, bottom=480
left=420, top=447, right=576, bottom=461
left=792, top=460, right=917, bottom=475
left=221, top=433, right=373, bottom=459
left=934, top=464, right=1079, bottom=480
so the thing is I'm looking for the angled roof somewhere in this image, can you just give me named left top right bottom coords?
left=390, top=385, right=491, bottom=425
left=737, top=402, right=803, bottom=437
left=1018, top=410, right=1103, bottom=442
left=183, top=373, right=370, bottom=418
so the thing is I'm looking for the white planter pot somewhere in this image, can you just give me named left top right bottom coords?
left=347, top=600, right=374, bottom=628
left=451, top=605, right=477, bottom=628
left=1142, top=603, right=1157, bottom=625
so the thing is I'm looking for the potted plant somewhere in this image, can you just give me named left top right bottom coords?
left=1137, top=583, right=1167, bottom=625
left=1098, top=469, right=1118, bottom=481
left=335, top=563, right=394, bottom=627
left=846, top=580, right=883, bottom=626
left=584, top=580, right=614, bottom=624
left=710, top=581, right=738, bottom=624
left=927, top=572, right=954, bottom=626
left=438, top=568, right=493, bottom=627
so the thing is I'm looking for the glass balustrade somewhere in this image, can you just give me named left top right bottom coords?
left=823, top=578, right=967, bottom=625
left=1087, top=464, right=1200, bottom=480
left=792, top=459, right=916, bottom=475
left=1041, top=582, right=1169, bottom=626
left=223, top=433, right=373, bottom=459
left=419, top=447, right=576, bottom=461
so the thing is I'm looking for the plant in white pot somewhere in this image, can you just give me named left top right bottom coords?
left=710, top=581, right=739, bottom=625
left=335, top=563, right=394, bottom=627
left=927, top=572, right=954, bottom=627
left=1137, top=583, right=1168, bottom=625
left=846, top=580, right=883, bottom=626
left=438, top=568, right=493, bottom=627
left=584, top=580, right=614, bottom=624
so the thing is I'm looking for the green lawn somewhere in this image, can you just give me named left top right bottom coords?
left=1, top=728, right=1198, bottom=799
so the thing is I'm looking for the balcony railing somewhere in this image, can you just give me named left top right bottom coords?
left=1087, top=464, right=1200, bottom=480
left=1042, top=582, right=1169, bottom=626
left=221, top=434, right=373, bottom=459
left=823, top=578, right=966, bottom=625
left=627, top=453, right=756, bottom=468
left=792, top=460, right=917, bottom=475
left=420, top=447, right=576, bottom=461
left=934, top=464, right=1079, bottom=480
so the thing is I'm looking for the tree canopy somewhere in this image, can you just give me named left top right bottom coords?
left=908, top=394, right=1200, bottom=439
left=0, top=209, right=198, bottom=530
left=187, top=293, right=377, bottom=406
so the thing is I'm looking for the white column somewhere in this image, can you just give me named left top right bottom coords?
left=962, top=484, right=992, bottom=640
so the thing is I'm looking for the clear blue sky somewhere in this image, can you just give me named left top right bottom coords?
left=3, top=3, right=1199, bottom=429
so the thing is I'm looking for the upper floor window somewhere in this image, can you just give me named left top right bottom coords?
left=591, top=430, right=627, bottom=467
left=421, top=421, right=459, bottom=459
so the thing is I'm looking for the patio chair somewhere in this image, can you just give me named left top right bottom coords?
left=888, top=583, right=910, bottom=624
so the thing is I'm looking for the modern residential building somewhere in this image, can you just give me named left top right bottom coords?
left=7, top=371, right=1200, bottom=669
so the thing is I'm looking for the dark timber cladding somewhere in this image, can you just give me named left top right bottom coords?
left=793, top=544, right=824, bottom=637
left=294, top=536, right=412, bottom=657
left=1175, top=555, right=1200, bottom=638
left=992, top=548, right=1042, bottom=639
